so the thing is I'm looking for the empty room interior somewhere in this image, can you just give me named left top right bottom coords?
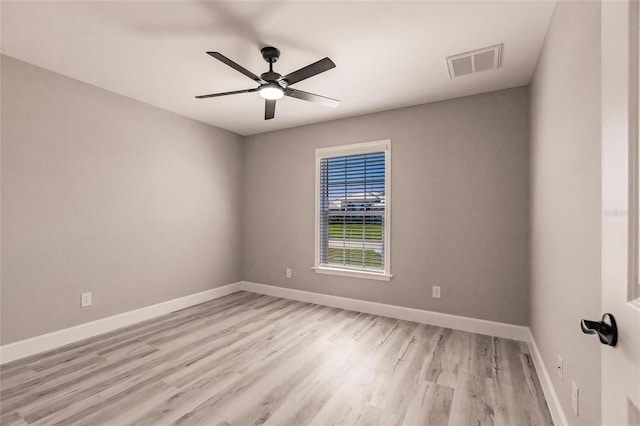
left=1, top=1, right=640, bottom=425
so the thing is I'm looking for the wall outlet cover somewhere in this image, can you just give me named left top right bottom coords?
left=81, top=292, right=92, bottom=308
left=432, top=286, right=441, bottom=298
left=571, top=381, right=579, bottom=417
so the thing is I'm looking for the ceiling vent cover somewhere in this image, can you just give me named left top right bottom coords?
left=446, top=44, right=502, bottom=78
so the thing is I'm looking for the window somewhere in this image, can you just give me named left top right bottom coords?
left=314, top=140, right=391, bottom=280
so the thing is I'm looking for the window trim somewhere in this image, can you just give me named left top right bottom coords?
left=313, top=139, right=392, bottom=281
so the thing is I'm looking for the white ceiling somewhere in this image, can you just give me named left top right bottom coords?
left=1, top=1, right=556, bottom=136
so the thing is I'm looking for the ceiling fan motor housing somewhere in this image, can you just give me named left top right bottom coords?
left=260, top=71, right=281, bottom=82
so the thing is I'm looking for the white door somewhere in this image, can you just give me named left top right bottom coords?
left=601, top=1, right=640, bottom=425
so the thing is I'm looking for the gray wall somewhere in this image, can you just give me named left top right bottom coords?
left=1, top=56, right=244, bottom=344
left=243, top=87, right=530, bottom=325
left=529, top=2, right=602, bottom=425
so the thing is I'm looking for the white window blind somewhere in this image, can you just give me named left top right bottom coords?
left=315, top=140, right=391, bottom=280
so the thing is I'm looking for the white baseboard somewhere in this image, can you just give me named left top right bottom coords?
left=239, top=281, right=529, bottom=342
left=0, top=282, right=243, bottom=365
left=527, top=329, right=568, bottom=426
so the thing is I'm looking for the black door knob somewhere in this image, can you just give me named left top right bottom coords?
left=581, top=313, right=617, bottom=347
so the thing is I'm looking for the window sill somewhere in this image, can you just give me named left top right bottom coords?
left=312, top=266, right=392, bottom=281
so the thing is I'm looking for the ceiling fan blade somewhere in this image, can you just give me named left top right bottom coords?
left=265, top=99, right=276, bottom=120
left=282, top=57, right=336, bottom=86
left=195, top=88, right=259, bottom=99
left=207, top=52, right=264, bottom=83
left=284, top=88, right=340, bottom=108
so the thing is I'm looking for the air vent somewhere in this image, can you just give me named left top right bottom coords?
left=446, top=44, right=502, bottom=78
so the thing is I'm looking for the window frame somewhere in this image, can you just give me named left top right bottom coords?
left=313, top=139, right=392, bottom=281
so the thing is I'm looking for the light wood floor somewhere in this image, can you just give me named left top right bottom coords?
left=0, top=291, right=553, bottom=426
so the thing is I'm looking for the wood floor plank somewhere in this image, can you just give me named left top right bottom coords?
left=263, top=316, right=399, bottom=426
left=309, top=319, right=425, bottom=425
left=0, top=292, right=553, bottom=426
left=448, top=371, right=497, bottom=425
left=370, top=324, right=443, bottom=419
left=0, top=410, right=29, bottom=426
left=171, top=306, right=352, bottom=425
left=401, top=380, right=454, bottom=426
left=129, top=303, right=334, bottom=424
left=161, top=302, right=318, bottom=389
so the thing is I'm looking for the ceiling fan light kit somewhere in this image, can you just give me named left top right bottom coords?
left=259, top=84, right=284, bottom=100
left=196, top=46, right=339, bottom=120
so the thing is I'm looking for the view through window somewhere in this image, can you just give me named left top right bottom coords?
left=316, top=140, right=390, bottom=278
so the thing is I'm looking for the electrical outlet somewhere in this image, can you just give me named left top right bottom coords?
left=432, top=286, right=441, bottom=298
left=81, top=292, right=92, bottom=307
left=571, top=381, right=579, bottom=417
left=557, top=355, right=563, bottom=381
left=286, top=268, right=292, bottom=279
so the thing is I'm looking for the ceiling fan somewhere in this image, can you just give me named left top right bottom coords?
left=196, top=46, right=340, bottom=120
